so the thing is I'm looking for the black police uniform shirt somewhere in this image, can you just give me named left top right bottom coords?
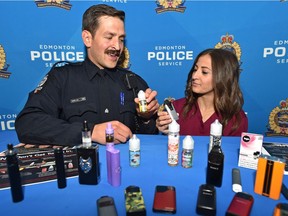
left=15, top=58, right=157, bottom=146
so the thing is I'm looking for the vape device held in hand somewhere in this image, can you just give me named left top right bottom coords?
left=226, top=192, right=254, bottom=216
left=153, top=185, right=176, bottom=214
left=164, top=99, right=179, bottom=121
left=97, top=196, right=118, bottom=216
left=125, top=185, right=146, bottom=216
left=254, top=155, right=285, bottom=200
left=196, top=184, right=216, bottom=216
left=54, top=147, right=67, bottom=189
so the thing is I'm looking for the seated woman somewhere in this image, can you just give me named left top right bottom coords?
left=156, top=48, right=248, bottom=136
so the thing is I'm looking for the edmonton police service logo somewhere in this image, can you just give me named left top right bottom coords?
left=35, top=0, right=72, bottom=10
left=0, top=45, right=11, bottom=79
left=266, top=98, right=288, bottom=137
left=215, top=33, right=241, bottom=62
left=155, top=0, right=186, bottom=13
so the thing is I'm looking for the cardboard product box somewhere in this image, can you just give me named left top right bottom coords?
left=0, top=144, right=79, bottom=189
left=238, top=133, right=264, bottom=170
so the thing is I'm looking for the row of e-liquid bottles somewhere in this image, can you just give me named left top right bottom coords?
left=168, top=120, right=195, bottom=168
left=167, top=119, right=225, bottom=187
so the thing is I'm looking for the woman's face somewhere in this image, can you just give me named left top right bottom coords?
left=191, top=54, right=214, bottom=96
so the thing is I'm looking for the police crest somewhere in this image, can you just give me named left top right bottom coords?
left=0, top=44, right=11, bottom=79
left=118, top=47, right=130, bottom=69
left=266, top=98, right=288, bottom=136
left=155, top=0, right=186, bottom=13
left=215, top=33, right=241, bottom=62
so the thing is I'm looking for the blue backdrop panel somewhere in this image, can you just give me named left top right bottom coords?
left=0, top=0, right=287, bottom=137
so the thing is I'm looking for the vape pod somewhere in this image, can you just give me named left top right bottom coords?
left=254, top=155, right=285, bottom=200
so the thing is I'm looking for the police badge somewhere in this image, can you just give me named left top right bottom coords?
left=266, top=98, right=288, bottom=137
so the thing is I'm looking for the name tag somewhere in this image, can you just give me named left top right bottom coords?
left=70, top=97, right=86, bottom=103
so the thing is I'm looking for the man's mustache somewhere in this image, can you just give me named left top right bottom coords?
left=105, top=49, right=121, bottom=57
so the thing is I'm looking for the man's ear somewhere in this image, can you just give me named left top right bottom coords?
left=82, top=30, right=92, bottom=47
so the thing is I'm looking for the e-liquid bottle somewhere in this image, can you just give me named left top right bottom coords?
left=6, top=144, right=24, bottom=202
left=137, top=90, right=147, bottom=113
left=208, top=119, right=222, bottom=153
left=77, top=120, right=100, bottom=185
left=168, top=120, right=180, bottom=166
left=129, top=134, right=140, bottom=167
left=82, top=120, right=92, bottom=147
left=181, top=135, right=194, bottom=168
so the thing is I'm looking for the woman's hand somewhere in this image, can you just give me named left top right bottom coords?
left=156, top=111, right=172, bottom=134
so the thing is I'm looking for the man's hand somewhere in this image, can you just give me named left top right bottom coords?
left=134, top=88, right=159, bottom=120
left=92, top=121, right=132, bottom=144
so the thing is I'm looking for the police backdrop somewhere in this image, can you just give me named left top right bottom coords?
left=0, top=0, right=288, bottom=138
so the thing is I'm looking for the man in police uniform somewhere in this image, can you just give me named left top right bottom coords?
left=15, top=4, right=159, bottom=146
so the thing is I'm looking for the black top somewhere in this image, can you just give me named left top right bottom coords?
left=15, top=58, right=157, bottom=146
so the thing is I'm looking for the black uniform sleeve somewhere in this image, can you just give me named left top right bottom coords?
left=15, top=67, right=83, bottom=146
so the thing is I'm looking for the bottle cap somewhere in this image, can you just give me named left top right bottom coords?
left=137, top=90, right=146, bottom=101
left=210, top=119, right=222, bottom=136
left=183, top=135, right=194, bottom=150
left=169, top=120, right=180, bottom=133
left=129, top=134, right=140, bottom=151
left=106, top=122, right=114, bottom=134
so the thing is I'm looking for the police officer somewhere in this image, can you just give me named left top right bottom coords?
left=15, top=4, right=159, bottom=146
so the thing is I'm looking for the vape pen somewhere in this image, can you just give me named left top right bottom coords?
left=106, top=123, right=121, bottom=187
left=54, top=147, right=67, bottom=189
left=77, top=120, right=100, bottom=185
left=232, top=168, right=242, bottom=193
left=6, top=144, right=24, bottom=202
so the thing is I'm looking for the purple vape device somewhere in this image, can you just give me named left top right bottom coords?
left=106, top=123, right=121, bottom=187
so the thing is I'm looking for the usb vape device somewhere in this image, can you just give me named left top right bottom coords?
left=77, top=121, right=100, bottom=185
left=232, top=168, right=242, bottom=193
left=6, top=144, right=24, bottom=202
left=106, top=123, right=121, bottom=187
left=54, top=147, right=66, bottom=189
left=254, top=155, right=285, bottom=200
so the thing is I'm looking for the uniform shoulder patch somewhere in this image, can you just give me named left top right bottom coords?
left=34, top=74, right=48, bottom=94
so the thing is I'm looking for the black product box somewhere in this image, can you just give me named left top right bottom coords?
left=0, top=144, right=78, bottom=189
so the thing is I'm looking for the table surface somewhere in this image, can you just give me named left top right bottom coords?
left=0, top=130, right=287, bottom=216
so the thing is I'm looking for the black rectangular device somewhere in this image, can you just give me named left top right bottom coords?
left=196, top=184, right=216, bottom=216
left=97, top=196, right=118, bottom=216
